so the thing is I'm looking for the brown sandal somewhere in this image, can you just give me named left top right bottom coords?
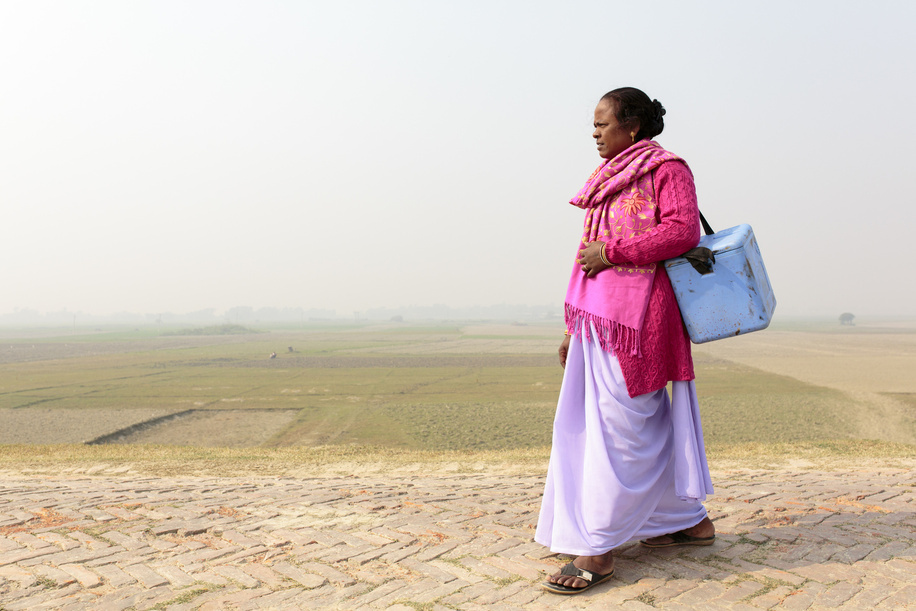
left=640, top=530, right=716, bottom=548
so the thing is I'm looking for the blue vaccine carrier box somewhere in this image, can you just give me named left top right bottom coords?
left=664, top=224, right=776, bottom=343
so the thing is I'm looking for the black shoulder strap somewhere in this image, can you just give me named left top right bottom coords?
left=699, top=211, right=714, bottom=236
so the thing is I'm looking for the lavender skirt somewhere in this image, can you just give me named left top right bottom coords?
left=535, top=328, right=714, bottom=556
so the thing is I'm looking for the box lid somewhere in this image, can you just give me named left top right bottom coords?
left=698, top=223, right=753, bottom=254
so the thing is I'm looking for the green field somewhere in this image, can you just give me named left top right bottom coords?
left=1, top=321, right=914, bottom=464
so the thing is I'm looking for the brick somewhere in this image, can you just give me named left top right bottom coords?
left=815, top=580, right=863, bottom=606
left=122, top=563, right=169, bottom=588
left=416, top=540, right=461, bottom=561
left=672, top=580, right=729, bottom=605
left=481, top=555, right=541, bottom=581
left=154, top=564, right=197, bottom=588
left=30, top=564, right=77, bottom=587
left=648, top=578, right=700, bottom=602
left=98, top=530, right=146, bottom=550
left=2, top=584, right=85, bottom=611
left=218, top=529, right=261, bottom=546
left=460, top=556, right=515, bottom=581
left=887, top=558, right=916, bottom=576
left=272, top=562, right=327, bottom=588
left=191, top=570, right=230, bottom=586
left=370, top=577, right=442, bottom=608
left=791, top=561, right=865, bottom=584
left=412, top=578, right=473, bottom=603
left=211, top=544, right=268, bottom=564
left=851, top=583, right=906, bottom=608
left=0, top=546, right=59, bottom=566
left=197, top=586, right=271, bottom=610
left=93, top=563, right=136, bottom=587
left=714, top=579, right=765, bottom=603
left=349, top=541, right=408, bottom=565
left=347, top=578, right=410, bottom=607
left=213, top=564, right=260, bottom=588
left=473, top=578, right=531, bottom=604
left=831, top=542, right=876, bottom=564
left=59, top=564, right=102, bottom=589
left=380, top=544, right=418, bottom=563
left=0, top=468, right=911, bottom=611
left=753, top=566, right=807, bottom=586
left=8, top=532, right=53, bottom=549
left=295, top=561, right=356, bottom=586
left=34, top=531, right=80, bottom=550
left=778, top=582, right=828, bottom=611
left=240, top=562, right=287, bottom=588
left=149, top=520, right=185, bottom=536
left=439, top=580, right=499, bottom=606
left=750, top=584, right=796, bottom=609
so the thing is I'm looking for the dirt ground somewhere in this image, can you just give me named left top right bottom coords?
left=695, top=330, right=916, bottom=445
left=694, top=330, right=916, bottom=394
left=0, top=407, right=175, bottom=444
left=104, top=409, right=301, bottom=447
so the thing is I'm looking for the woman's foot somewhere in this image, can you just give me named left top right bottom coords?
left=545, top=551, right=615, bottom=590
left=641, top=516, right=715, bottom=547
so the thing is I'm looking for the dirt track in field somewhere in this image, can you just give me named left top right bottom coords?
left=694, top=330, right=916, bottom=395
left=695, top=330, right=916, bottom=445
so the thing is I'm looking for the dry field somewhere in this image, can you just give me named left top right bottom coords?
left=0, top=407, right=172, bottom=444
left=694, top=328, right=916, bottom=445
left=0, top=320, right=914, bottom=456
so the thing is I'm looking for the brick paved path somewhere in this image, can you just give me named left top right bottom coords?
left=1, top=467, right=914, bottom=610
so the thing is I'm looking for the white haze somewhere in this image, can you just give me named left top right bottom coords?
left=2, top=1, right=914, bottom=321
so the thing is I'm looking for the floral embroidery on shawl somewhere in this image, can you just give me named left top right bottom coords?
left=564, top=140, right=684, bottom=356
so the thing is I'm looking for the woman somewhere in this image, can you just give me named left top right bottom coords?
left=536, top=87, right=715, bottom=595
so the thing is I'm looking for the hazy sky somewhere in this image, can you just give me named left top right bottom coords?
left=3, top=1, right=914, bottom=318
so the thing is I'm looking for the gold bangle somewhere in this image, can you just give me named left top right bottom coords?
left=599, top=242, right=612, bottom=266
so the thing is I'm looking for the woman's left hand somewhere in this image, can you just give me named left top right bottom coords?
left=577, top=241, right=610, bottom=277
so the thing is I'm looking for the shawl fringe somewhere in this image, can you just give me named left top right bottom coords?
left=565, top=303, right=642, bottom=357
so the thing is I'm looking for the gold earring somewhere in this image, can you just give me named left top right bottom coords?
left=630, top=132, right=637, bottom=142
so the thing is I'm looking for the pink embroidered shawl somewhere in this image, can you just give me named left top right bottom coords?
left=565, top=140, right=684, bottom=355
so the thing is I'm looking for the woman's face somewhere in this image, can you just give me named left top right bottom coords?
left=593, top=99, right=634, bottom=160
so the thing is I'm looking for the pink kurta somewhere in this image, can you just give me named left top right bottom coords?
left=601, top=160, right=701, bottom=397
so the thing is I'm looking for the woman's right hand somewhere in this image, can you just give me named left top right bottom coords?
left=558, top=334, right=571, bottom=368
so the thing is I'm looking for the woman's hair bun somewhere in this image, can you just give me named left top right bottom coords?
left=600, top=87, right=667, bottom=141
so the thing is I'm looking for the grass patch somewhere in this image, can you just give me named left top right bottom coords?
left=393, top=602, right=435, bottom=611
left=705, top=439, right=916, bottom=468
left=884, top=392, right=916, bottom=410
left=634, top=591, right=657, bottom=606
left=149, top=583, right=222, bottom=609
left=0, top=444, right=553, bottom=477
left=1, top=440, right=913, bottom=477
left=489, top=575, right=521, bottom=587
left=0, top=322, right=913, bottom=456
left=695, top=357, right=860, bottom=444
left=35, top=576, right=58, bottom=589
